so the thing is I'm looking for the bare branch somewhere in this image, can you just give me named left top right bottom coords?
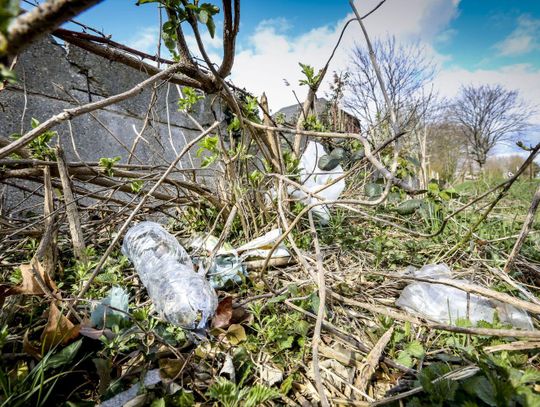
left=3, top=0, right=103, bottom=62
left=0, top=62, right=185, bottom=159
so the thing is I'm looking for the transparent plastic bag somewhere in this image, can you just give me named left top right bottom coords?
left=122, top=222, right=218, bottom=329
left=396, top=263, right=533, bottom=330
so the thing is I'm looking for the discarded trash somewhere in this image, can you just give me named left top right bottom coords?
left=122, top=222, right=218, bottom=329
left=396, top=263, right=534, bottom=330
left=294, top=141, right=345, bottom=224
left=99, top=368, right=161, bottom=407
left=90, top=286, right=129, bottom=329
left=190, top=235, right=246, bottom=289
left=191, top=229, right=290, bottom=289
left=237, top=228, right=290, bottom=259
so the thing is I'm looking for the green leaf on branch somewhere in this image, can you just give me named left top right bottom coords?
left=298, top=62, right=322, bottom=89
left=99, top=156, right=121, bottom=177
left=178, top=86, right=204, bottom=112
left=396, top=199, right=423, bottom=215
left=206, top=17, right=216, bottom=38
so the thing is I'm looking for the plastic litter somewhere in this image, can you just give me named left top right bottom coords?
left=293, top=141, right=345, bottom=224
left=190, top=235, right=246, bottom=289
left=396, top=263, right=534, bottom=330
left=90, top=286, right=129, bottom=329
left=236, top=228, right=290, bottom=259
left=190, top=228, right=290, bottom=289
left=122, top=221, right=218, bottom=329
left=99, top=368, right=161, bottom=407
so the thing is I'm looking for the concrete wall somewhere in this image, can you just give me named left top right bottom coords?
left=0, top=37, right=219, bottom=215
left=0, top=36, right=218, bottom=163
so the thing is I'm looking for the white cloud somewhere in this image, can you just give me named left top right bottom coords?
left=127, top=27, right=160, bottom=55
left=230, top=0, right=461, bottom=112
left=354, top=0, right=460, bottom=41
left=437, top=63, right=540, bottom=123
left=495, top=15, right=540, bottom=57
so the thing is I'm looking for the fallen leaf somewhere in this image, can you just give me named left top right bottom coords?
left=79, top=325, right=115, bottom=340
left=226, top=324, right=246, bottom=345
left=1, top=260, right=58, bottom=306
left=219, top=353, right=235, bottom=381
left=159, top=358, right=184, bottom=379
left=231, top=305, right=252, bottom=325
left=259, top=364, right=283, bottom=386
left=23, top=330, right=41, bottom=360
left=212, top=296, right=233, bottom=329
left=41, top=302, right=80, bottom=350
left=19, top=260, right=57, bottom=295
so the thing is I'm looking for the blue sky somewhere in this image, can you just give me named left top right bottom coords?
left=64, top=0, right=540, bottom=70
left=46, top=0, right=540, bottom=153
left=437, top=1, right=540, bottom=70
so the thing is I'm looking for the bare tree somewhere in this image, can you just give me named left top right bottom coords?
left=426, top=121, right=466, bottom=182
left=449, top=84, right=533, bottom=169
left=344, top=36, right=435, bottom=142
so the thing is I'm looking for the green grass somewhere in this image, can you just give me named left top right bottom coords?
left=1, top=179, right=539, bottom=405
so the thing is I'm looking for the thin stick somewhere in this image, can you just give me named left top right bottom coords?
left=74, top=121, right=220, bottom=303
left=56, top=146, right=88, bottom=263
left=504, top=182, right=540, bottom=273
left=0, top=62, right=185, bottom=159
left=308, top=211, right=329, bottom=407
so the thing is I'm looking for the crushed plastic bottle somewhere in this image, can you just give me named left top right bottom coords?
left=190, top=235, right=246, bottom=289
left=396, top=263, right=534, bottom=330
left=190, top=229, right=291, bottom=289
left=122, top=222, right=218, bottom=329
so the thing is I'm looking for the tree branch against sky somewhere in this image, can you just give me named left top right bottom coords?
left=343, top=36, right=435, bottom=142
left=449, top=84, right=534, bottom=168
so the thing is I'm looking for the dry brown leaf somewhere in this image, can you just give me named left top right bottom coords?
left=23, top=330, right=42, bottom=360
left=79, top=325, right=115, bottom=340
left=225, top=324, right=247, bottom=345
left=212, top=296, right=233, bottom=329
left=159, top=356, right=189, bottom=379
left=41, top=302, right=80, bottom=350
left=355, top=326, right=394, bottom=392
left=20, top=260, right=57, bottom=295
left=259, top=363, right=283, bottom=386
left=1, top=261, right=57, bottom=306
left=231, top=304, right=252, bottom=325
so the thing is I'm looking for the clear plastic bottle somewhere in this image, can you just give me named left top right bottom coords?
left=122, top=222, right=218, bottom=329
